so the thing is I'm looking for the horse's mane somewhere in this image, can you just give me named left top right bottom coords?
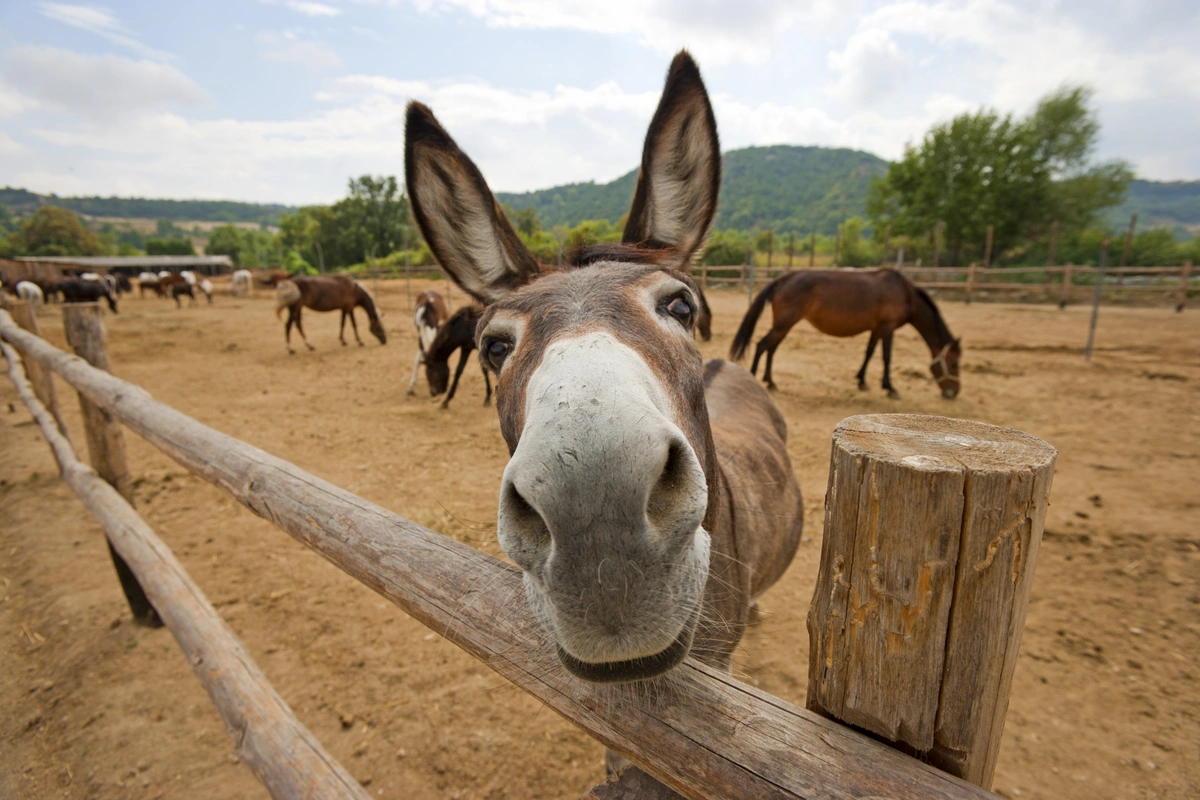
left=352, top=279, right=381, bottom=318
left=912, top=284, right=954, bottom=346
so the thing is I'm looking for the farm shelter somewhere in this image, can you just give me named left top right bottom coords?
left=1, top=279, right=1198, bottom=799
left=11, top=254, right=235, bottom=278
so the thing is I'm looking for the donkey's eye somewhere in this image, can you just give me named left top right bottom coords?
left=662, top=295, right=694, bottom=326
left=484, top=339, right=513, bottom=371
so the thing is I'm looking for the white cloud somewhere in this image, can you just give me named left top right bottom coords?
left=38, top=2, right=173, bottom=61
left=0, top=46, right=209, bottom=121
left=285, top=1, right=342, bottom=15
left=262, top=40, right=345, bottom=71
left=827, top=28, right=910, bottom=106
left=0, top=132, right=27, bottom=156
left=406, top=0, right=818, bottom=64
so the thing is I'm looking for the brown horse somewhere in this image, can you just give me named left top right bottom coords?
left=407, top=290, right=449, bottom=396
left=407, top=47, right=802, bottom=723
left=423, top=304, right=491, bottom=409
left=274, top=275, right=386, bottom=353
left=730, top=268, right=962, bottom=399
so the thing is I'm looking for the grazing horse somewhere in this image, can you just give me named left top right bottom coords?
left=115, top=273, right=132, bottom=294
left=406, top=47, right=803, bottom=735
left=423, top=305, right=491, bottom=409
left=171, top=282, right=196, bottom=308
left=730, top=269, right=962, bottom=399
left=16, top=281, right=44, bottom=308
left=274, top=274, right=386, bottom=353
left=59, top=279, right=118, bottom=312
left=199, top=279, right=213, bottom=304
left=138, top=272, right=163, bottom=298
left=231, top=269, right=252, bottom=297
left=407, top=290, right=449, bottom=396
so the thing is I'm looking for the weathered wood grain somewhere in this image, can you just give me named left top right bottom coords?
left=807, top=415, right=1056, bottom=789
left=6, top=300, right=69, bottom=441
left=0, top=311, right=1001, bottom=800
left=60, top=302, right=161, bottom=627
left=1, top=337, right=372, bottom=800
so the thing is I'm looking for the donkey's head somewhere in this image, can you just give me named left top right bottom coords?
left=407, top=52, right=721, bottom=683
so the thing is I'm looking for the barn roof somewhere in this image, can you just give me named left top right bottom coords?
left=13, top=255, right=235, bottom=269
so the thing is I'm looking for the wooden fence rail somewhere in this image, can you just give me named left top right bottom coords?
left=0, top=334, right=372, bottom=800
left=695, top=262, right=1195, bottom=308
left=0, top=307, right=1001, bottom=800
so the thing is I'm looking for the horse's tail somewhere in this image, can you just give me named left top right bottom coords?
left=729, top=277, right=782, bottom=361
left=275, top=280, right=300, bottom=319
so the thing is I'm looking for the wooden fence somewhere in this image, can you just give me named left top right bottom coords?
left=0, top=302, right=1059, bottom=800
left=696, top=261, right=1195, bottom=310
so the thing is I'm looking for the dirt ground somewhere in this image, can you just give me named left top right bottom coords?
left=1, top=277, right=1197, bottom=800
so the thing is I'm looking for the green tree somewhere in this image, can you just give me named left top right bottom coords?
left=205, top=224, right=247, bottom=264
left=10, top=207, right=104, bottom=256
left=869, top=86, right=1131, bottom=265
left=145, top=237, right=196, bottom=256
left=700, top=229, right=750, bottom=266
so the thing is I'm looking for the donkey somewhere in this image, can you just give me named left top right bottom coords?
left=274, top=274, right=386, bottom=353
left=407, top=290, right=449, bottom=396
left=423, top=305, right=491, bottom=409
left=407, top=51, right=802, bottom=703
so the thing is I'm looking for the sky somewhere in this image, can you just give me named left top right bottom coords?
left=0, top=0, right=1197, bottom=205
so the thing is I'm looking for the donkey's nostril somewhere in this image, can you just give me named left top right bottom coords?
left=501, top=481, right=549, bottom=544
left=646, top=439, right=702, bottom=532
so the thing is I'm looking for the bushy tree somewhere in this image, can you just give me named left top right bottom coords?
left=9, top=207, right=103, bottom=256
left=700, top=229, right=751, bottom=266
left=869, top=86, right=1131, bottom=265
left=145, top=237, right=196, bottom=256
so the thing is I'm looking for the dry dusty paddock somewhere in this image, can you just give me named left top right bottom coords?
left=1, top=278, right=1198, bottom=800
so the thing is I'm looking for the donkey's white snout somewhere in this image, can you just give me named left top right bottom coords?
left=495, top=332, right=711, bottom=666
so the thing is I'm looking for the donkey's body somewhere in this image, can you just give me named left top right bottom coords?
left=406, top=50, right=801, bottom=707
left=407, top=290, right=449, bottom=396
left=274, top=274, right=386, bottom=353
left=731, top=268, right=962, bottom=399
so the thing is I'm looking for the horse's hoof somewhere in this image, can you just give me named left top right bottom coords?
left=483, top=399, right=492, bottom=407
left=857, top=380, right=868, bottom=391
left=287, top=350, right=295, bottom=356
left=406, top=389, right=416, bottom=397
left=887, top=389, right=901, bottom=400
left=341, top=341, right=347, bottom=347
left=767, top=382, right=778, bottom=391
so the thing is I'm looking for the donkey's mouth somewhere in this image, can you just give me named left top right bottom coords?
left=554, top=616, right=698, bottom=684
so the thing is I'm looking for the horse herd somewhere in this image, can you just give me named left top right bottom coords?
left=0, top=268, right=223, bottom=314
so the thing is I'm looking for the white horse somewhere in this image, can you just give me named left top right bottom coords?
left=181, top=270, right=198, bottom=286
left=81, top=272, right=101, bottom=281
left=199, top=278, right=213, bottom=304
left=231, top=269, right=252, bottom=297
left=16, top=281, right=44, bottom=308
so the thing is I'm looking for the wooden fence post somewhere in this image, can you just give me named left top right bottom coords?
left=932, top=221, right=943, bottom=269
left=1117, top=213, right=1137, bottom=286
left=787, top=232, right=794, bottom=268
left=62, top=303, right=162, bottom=628
left=701, top=263, right=709, bottom=293
left=1085, top=238, right=1111, bottom=361
left=983, top=225, right=994, bottom=268
left=807, top=414, right=1056, bottom=790
left=965, top=262, right=977, bottom=303
left=1059, top=263, right=1073, bottom=308
left=8, top=301, right=69, bottom=440
left=1045, top=220, right=1059, bottom=289
left=1178, top=260, right=1192, bottom=312
left=809, top=232, right=816, bottom=268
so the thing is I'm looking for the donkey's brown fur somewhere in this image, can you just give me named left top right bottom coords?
left=274, top=274, right=386, bottom=353
left=406, top=50, right=802, bottom=694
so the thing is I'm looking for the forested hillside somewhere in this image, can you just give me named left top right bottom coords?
left=0, top=187, right=294, bottom=225
left=496, top=145, right=889, bottom=235
left=1104, top=179, right=1200, bottom=233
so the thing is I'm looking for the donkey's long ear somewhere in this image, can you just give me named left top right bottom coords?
left=406, top=102, right=541, bottom=304
left=622, top=51, right=721, bottom=264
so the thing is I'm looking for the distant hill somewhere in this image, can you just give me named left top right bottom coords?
left=1105, top=179, right=1200, bottom=236
left=0, top=187, right=296, bottom=226
left=497, top=145, right=890, bottom=236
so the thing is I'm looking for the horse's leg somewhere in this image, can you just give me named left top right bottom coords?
left=294, top=308, right=315, bottom=351
left=881, top=331, right=900, bottom=399
left=285, top=311, right=295, bottom=354
left=441, top=347, right=471, bottom=409
left=348, top=308, right=363, bottom=346
left=339, top=310, right=348, bottom=346
left=481, top=361, right=492, bottom=407
left=856, top=333, right=879, bottom=391
left=406, top=349, right=424, bottom=396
